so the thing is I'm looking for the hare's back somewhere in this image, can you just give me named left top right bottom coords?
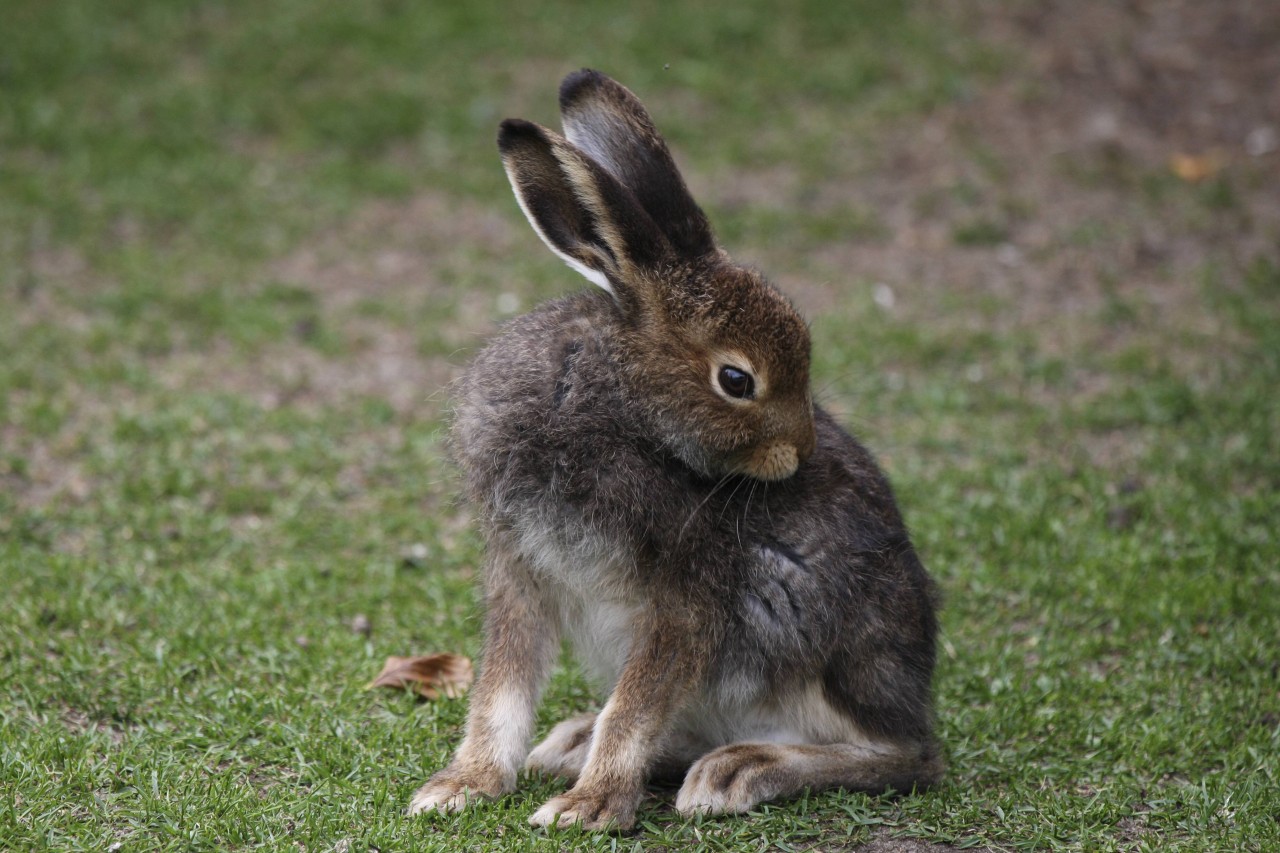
left=455, top=290, right=618, bottom=447
left=452, top=290, right=667, bottom=521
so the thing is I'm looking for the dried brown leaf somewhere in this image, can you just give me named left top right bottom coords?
left=367, top=653, right=473, bottom=699
left=1169, top=152, right=1223, bottom=183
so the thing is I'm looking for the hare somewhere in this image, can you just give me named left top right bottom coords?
left=408, top=69, right=941, bottom=831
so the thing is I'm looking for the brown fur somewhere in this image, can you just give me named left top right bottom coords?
left=408, top=69, right=941, bottom=831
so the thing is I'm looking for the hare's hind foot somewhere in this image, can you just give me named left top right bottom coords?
left=525, top=712, right=596, bottom=782
left=674, top=740, right=942, bottom=816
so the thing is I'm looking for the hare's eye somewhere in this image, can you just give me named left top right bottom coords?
left=717, top=366, right=755, bottom=400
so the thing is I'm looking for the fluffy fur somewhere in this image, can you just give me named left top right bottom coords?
left=408, top=69, right=941, bottom=831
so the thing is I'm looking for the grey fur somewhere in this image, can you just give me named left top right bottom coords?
left=408, top=69, right=941, bottom=831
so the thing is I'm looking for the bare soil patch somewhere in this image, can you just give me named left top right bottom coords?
left=162, top=190, right=528, bottom=414
left=905, top=2, right=1270, bottom=276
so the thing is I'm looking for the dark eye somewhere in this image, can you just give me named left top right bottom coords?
left=717, top=365, right=755, bottom=400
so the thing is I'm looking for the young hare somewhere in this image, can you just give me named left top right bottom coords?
left=409, top=69, right=941, bottom=830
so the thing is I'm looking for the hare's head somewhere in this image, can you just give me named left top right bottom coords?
left=499, top=69, right=815, bottom=481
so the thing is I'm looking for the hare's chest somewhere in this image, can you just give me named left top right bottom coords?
left=515, top=519, right=641, bottom=691
left=560, top=595, right=640, bottom=690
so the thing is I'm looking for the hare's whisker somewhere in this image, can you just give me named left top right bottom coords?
left=737, top=479, right=760, bottom=547
left=678, top=472, right=734, bottom=542
left=718, top=474, right=750, bottom=527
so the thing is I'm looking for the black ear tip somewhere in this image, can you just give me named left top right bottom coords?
left=497, top=118, right=544, bottom=153
left=559, top=68, right=609, bottom=110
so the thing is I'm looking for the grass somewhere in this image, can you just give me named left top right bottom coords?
left=3, top=1, right=1279, bottom=851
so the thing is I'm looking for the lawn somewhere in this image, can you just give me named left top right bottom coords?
left=2, top=1, right=1277, bottom=851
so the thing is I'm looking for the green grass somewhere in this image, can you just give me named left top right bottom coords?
left=3, top=1, right=1278, bottom=851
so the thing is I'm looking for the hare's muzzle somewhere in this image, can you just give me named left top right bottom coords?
left=743, top=442, right=802, bottom=481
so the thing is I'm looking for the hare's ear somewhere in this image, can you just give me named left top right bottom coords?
left=498, top=118, right=670, bottom=308
left=559, top=69, right=716, bottom=259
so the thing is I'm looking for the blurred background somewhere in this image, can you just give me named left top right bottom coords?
left=2, top=0, right=1277, bottom=849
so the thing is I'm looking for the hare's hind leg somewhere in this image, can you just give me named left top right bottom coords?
left=675, top=739, right=942, bottom=816
left=526, top=713, right=597, bottom=781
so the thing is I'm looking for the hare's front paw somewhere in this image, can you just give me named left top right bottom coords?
left=676, top=743, right=785, bottom=815
left=525, top=713, right=596, bottom=781
left=529, top=782, right=641, bottom=831
left=407, top=765, right=513, bottom=816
